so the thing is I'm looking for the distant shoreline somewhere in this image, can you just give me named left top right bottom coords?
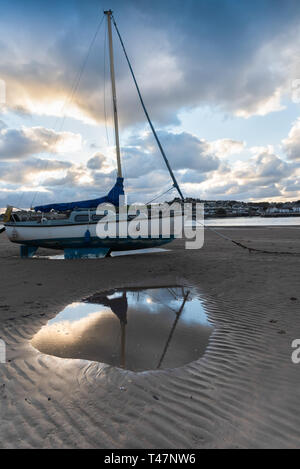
left=204, top=213, right=300, bottom=219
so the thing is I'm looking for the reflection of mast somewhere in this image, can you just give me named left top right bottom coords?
left=157, top=290, right=190, bottom=369
left=106, top=292, right=127, bottom=369
left=120, top=322, right=126, bottom=369
left=88, top=292, right=128, bottom=323
left=86, top=291, right=127, bottom=368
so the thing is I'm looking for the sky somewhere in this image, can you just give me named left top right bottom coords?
left=1, top=0, right=300, bottom=208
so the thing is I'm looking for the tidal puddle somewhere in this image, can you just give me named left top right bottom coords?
left=31, top=286, right=213, bottom=372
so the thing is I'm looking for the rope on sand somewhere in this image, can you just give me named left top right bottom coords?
left=230, top=239, right=300, bottom=256
left=204, top=224, right=300, bottom=256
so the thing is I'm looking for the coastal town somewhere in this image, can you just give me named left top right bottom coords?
left=2, top=199, right=300, bottom=223
left=171, top=198, right=300, bottom=218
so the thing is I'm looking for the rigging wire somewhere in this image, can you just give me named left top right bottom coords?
left=30, top=13, right=105, bottom=209
left=110, top=14, right=300, bottom=255
left=138, top=290, right=179, bottom=314
left=109, top=14, right=260, bottom=253
left=14, top=12, right=300, bottom=258
left=167, top=288, right=180, bottom=301
left=146, top=186, right=175, bottom=205
left=111, top=13, right=184, bottom=201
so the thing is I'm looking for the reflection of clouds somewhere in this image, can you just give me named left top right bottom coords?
left=32, top=287, right=213, bottom=371
left=32, top=309, right=118, bottom=357
left=132, top=287, right=185, bottom=306
left=66, top=302, right=81, bottom=309
left=127, top=288, right=209, bottom=326
left=49, top=303, right=109, bottom=324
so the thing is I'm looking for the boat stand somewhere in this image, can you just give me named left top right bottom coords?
left=19, top=245, right=112, bottom=259
left=20, top=245, right=38, bottom=258
left=63, top=247, right=111, bottom=259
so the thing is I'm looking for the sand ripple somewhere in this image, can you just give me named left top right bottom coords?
left=0, top=288, right=299, bottom=449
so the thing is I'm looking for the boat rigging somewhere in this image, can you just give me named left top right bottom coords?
left=3, top=9, right=184, bottom=259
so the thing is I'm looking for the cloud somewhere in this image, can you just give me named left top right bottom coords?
left=123, top=130, right=221, bottom=179
left=0, top=125, right=82, bottom=160
left=87, top=153, right=109, bottom=170
left=179, top=170, right=207, bottom=185
left=234, top=150, right=292, bottom=184
left=0, top=127, right=221, bottom=206
left=194, top=146, right=298, bottom=201
left=0, top=120, right=7, bottom=130
left=0, top=157, right=116, bottom=209
left=207, top=139, right=245, bottom=158
left=1, top=121, right=300, bottom=207
left=282, top=118, right=300, bottom=161
left=1, top=0, right=300, bottom=127
left=0, top=157, right=71, bottom=184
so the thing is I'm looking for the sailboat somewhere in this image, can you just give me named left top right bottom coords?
left=3, top=10, right=184, bottom=259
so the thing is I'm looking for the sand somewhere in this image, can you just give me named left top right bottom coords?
left=0, top=226, right=300, bottom=449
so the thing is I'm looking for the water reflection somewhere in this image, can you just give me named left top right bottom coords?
left=31, top=287, right=213, bottom=372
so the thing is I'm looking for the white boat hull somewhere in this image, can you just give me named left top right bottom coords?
left=5, top=214, right=184, bottom=251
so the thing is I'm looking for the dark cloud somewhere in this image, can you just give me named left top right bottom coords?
left=234, top=152, right=292, bottom=185
left=0, top=157, right=71, bottom=184
left=1, top=0, right=300, bottom=126
left=1, top=117, right=300, bottom=205
left=282, top=119, right=300, bottom=161
left=0, top=126, right=81, bottom=160
left=87, top=153, right=107, bottom=170
left=179, top=170, right=207, bottom=184
left=122, top=131, right=220, bottom=180
left=194, top=146, right=299, bottom=201
left=0, top=128, right=37, bottom=159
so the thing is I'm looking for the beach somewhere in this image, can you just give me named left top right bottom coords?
left=0, top=225, right=300, bottom=449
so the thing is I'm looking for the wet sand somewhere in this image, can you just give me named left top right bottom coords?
left=0, top=226, right=300, bottom=448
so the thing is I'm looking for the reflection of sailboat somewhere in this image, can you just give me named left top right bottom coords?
left=30, top=286, right=212, bottom=372
left=86, top=287, right=190, bottom=370
left=86, top=291, right=128, bottom=368
left=4, top=10, right=184, bottom=259
left=157, top=290, right=190, bottom=369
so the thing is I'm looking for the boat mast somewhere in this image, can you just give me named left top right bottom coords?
left=104, top=10, right=122, bottom=178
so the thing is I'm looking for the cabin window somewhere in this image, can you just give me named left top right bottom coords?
left=74, top=215, right=89, bottom=222
left=92, top=214, right=104, bottom=221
